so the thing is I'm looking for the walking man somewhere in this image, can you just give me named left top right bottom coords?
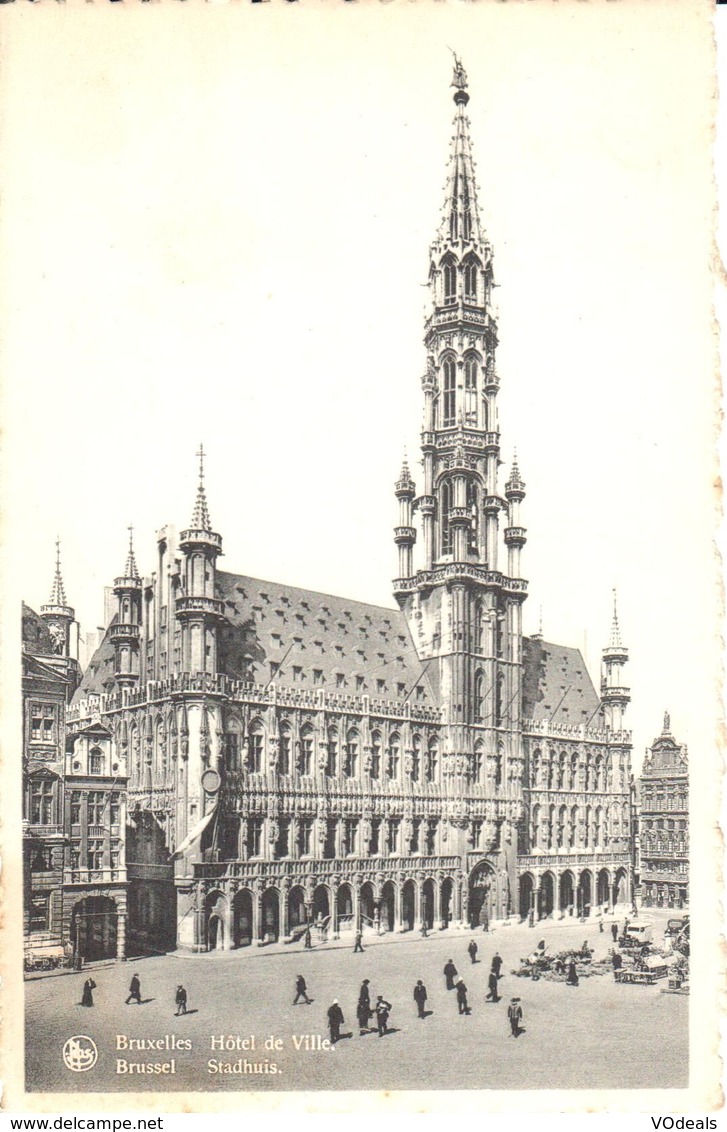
left=304, top=927, right=312, bottom=950
left=327, top=999, right=344, bottom=1044
left=456, top=977, right=470, bottom=1015
left=443, top=958, right=458, bottom=990
left=486, top=970, right=500, bottom=1003
left=175, top=985, right=188, bottom=1016
left=357, top=979, right=371, bottom=1034
left=566, top=959, right=579, bottom=986
left=611, top=921, right=618, bottom=943
left=468, top=939, right=478, bottom=965
left=491, top=951, right=503, bottom=979
left=293, top=974, right=312, bottom=1005
left=353, top=929, right=364, bottom=953
left=508, top=997, right=523, bottom=1037
left=413, top=980, right=428, bottom=1018
left=375, top=994, right=392, bottom=1037
left=125, top=973, right=142, bottom=1005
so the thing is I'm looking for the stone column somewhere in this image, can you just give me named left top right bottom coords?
left=433, top=880, right=441, bottom=930
left=117, top=912, right=126, bottom=960
left=353, top=881, right=361, bottom=932
left=281, top=884, right=290, bottom=942
left=394, top=881, right=403, bottom=933
left=331, top=882, right=340, bottom=939
left=224, top=892, right=233, bottom=951
left=253, top=888, right=263, bottom=946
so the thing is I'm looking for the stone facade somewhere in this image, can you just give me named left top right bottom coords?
left=63, top=64, right=633, bottom=955
left=639, top=714, right=689, bottom=909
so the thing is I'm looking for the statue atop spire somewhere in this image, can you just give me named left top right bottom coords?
left=662, top=710, right=671, bottom=735
left=451, top=53, right=468, bottom=94
left=190, top=443, right=212, bottom=532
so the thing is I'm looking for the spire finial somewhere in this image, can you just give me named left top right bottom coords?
left=49, top=536, right=67, bottom=606
left=190, top=443, right=212, bottom=531
left=450, top=52, right=468, bottom=94
left=609, top=588, right=622, bottom=648
left=662, top=710, right=671, bottom=734
left=124, top=523, right=140, bottom=580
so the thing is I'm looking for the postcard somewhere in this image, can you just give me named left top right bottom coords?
left=0, top=0, right=721, bottom=1114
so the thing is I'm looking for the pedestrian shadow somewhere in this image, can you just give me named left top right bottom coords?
left=140, top=998, right=155, bottom=1004
left=380, top=1027, right=400, bottom=1037
left=421, top=1010, right=434, bottom=1018
left=177, top=1009, right=199, bottom=1016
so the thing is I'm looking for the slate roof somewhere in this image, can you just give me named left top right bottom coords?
left=215, top=571, right=435, bottom=703
left=71, top=615, right=118, bottom=702
left=521, top=637, right=602, bottom=725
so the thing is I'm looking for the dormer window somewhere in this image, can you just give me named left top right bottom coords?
left=89, top=746, right=104, bottom=774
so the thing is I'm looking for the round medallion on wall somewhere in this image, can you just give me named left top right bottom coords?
left=201, top=768, right=221, bottom=795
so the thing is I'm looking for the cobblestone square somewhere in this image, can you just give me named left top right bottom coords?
left=26, top=915, right=687, bottom=1094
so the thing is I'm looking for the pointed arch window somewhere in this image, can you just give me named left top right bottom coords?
left=474, top=739, right=484, bottom=783
left=440, top=479, right=453, bottom=556
left=344, top=729, right=359, bottom=778
left=464, top=259, right=478, bottom=300
left=442, top=356, right=456, bottom=426
left=442, top=259, right=457, bottom=304
left=474, top=669, right=485, bottom=723
left=387, top=733, right=400, bottom=781
left=278, top=723, right=291, bottom=776
left=411, top=734, right=421, bottom=782
left=370, top=731, right=382, bottom=780
left=495, top=673, right=505, bottom=726
left=464, top=356, right=478, bottom=426
left=248, top=720, right=265, bottom=774
left=326, top=727, right=339, bottom=778
left=427, top=738, right=439, bottom=783
left=300, top=724, right=314, bottom=777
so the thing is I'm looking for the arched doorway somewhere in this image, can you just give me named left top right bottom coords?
left=233, top=888, right=253, bottom=947
left=261, top=888, right=280, bottom=942
left=402, top=879, right=416, bottom=931
left=577, top=870, right=592, bottom=917
left=421, top=878, right=435, bottom=930
left=440, top=877, right=453, bottom=929
left=289, top=886, right=307, bottom=931
left=380, top=881, right=396, bottom=932
left=312, top=884, right=330, bottom=930
left=359, top=882, right=375, bottom=930
left=539, top=872, right=555, bottom=918
left=613, top=868, right=628, bottom=907
left=208, top=914, right=224, bottom=951
left=519, top=873, right=534, bottom=921
left=597, top=868, right=610, bottom=908
left=559, top=871, right=575, bottom=916
left=468, top=860, right=496, bottom=928
left=71, top=896, right=118, bottom=962
left=205, top=890, right=227, bottom=951
left=337, top=884, right=354, bottom=933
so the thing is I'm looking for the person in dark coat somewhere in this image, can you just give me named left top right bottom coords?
left=353, top=929, right=364, bottom=953
left=611, top=922, right=619, bottom=942
left=491, top=951, right=503, bottom=978
left=175, top=985, right=187, bottom=1015
left=375, top=995, right=392, bottom=1036
left=486, top=971, right=500, bottom=1002
left=566, top=959, right=579, bottom=986
left=444, top=959, right=458, bottom=989
left=468, top=939, right=478, bottom=965
left=293, top=974, right=312, bottom=1005
left=413, top=980, right=428, bottom=1018
left=327, top=1000, right=344, bottom=1044
left=304, top=928, right=312, bottom=950
left=456, top=977, right=470, bottom=1015
left=508, top=997, right=523, bottom=1037
left=125, top=974, right=142, bottom=1005
left=612, top=950, right=623, bottom=972
left=80, top=978, right=96, bottom=1007
left=357, top=979, right=371, bottom=1034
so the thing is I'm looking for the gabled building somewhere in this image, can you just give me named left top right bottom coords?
left=65, top=63, right=633, bottom=954
left=22, top=545, right=81, bottom=961
left=639, top=713, right=689, bottom=909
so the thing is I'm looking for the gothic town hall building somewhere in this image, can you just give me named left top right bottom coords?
left=60, top=66, right=633, bottom=958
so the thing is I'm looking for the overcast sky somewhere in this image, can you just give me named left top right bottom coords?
left=1, top=0, right=717, bottom=774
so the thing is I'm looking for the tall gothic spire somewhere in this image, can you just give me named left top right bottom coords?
left=190, top=443, right=212, bottom=532
left=124, top=524, right=140, bottom=581
left=609, top=588, right=622, bottom=648
left=48, top=537, right=68, bottom=607
left=436, top=56, right=486, bottom=248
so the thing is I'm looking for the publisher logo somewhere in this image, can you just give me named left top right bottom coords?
left=62, top=1035, right=98, bottom=1072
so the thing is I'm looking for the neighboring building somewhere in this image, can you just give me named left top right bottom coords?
left=22, top=546, right=81, bottom=962
left=62, top=63, right=633, bottom=955
left=639, top=713, right=689, bottom=909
